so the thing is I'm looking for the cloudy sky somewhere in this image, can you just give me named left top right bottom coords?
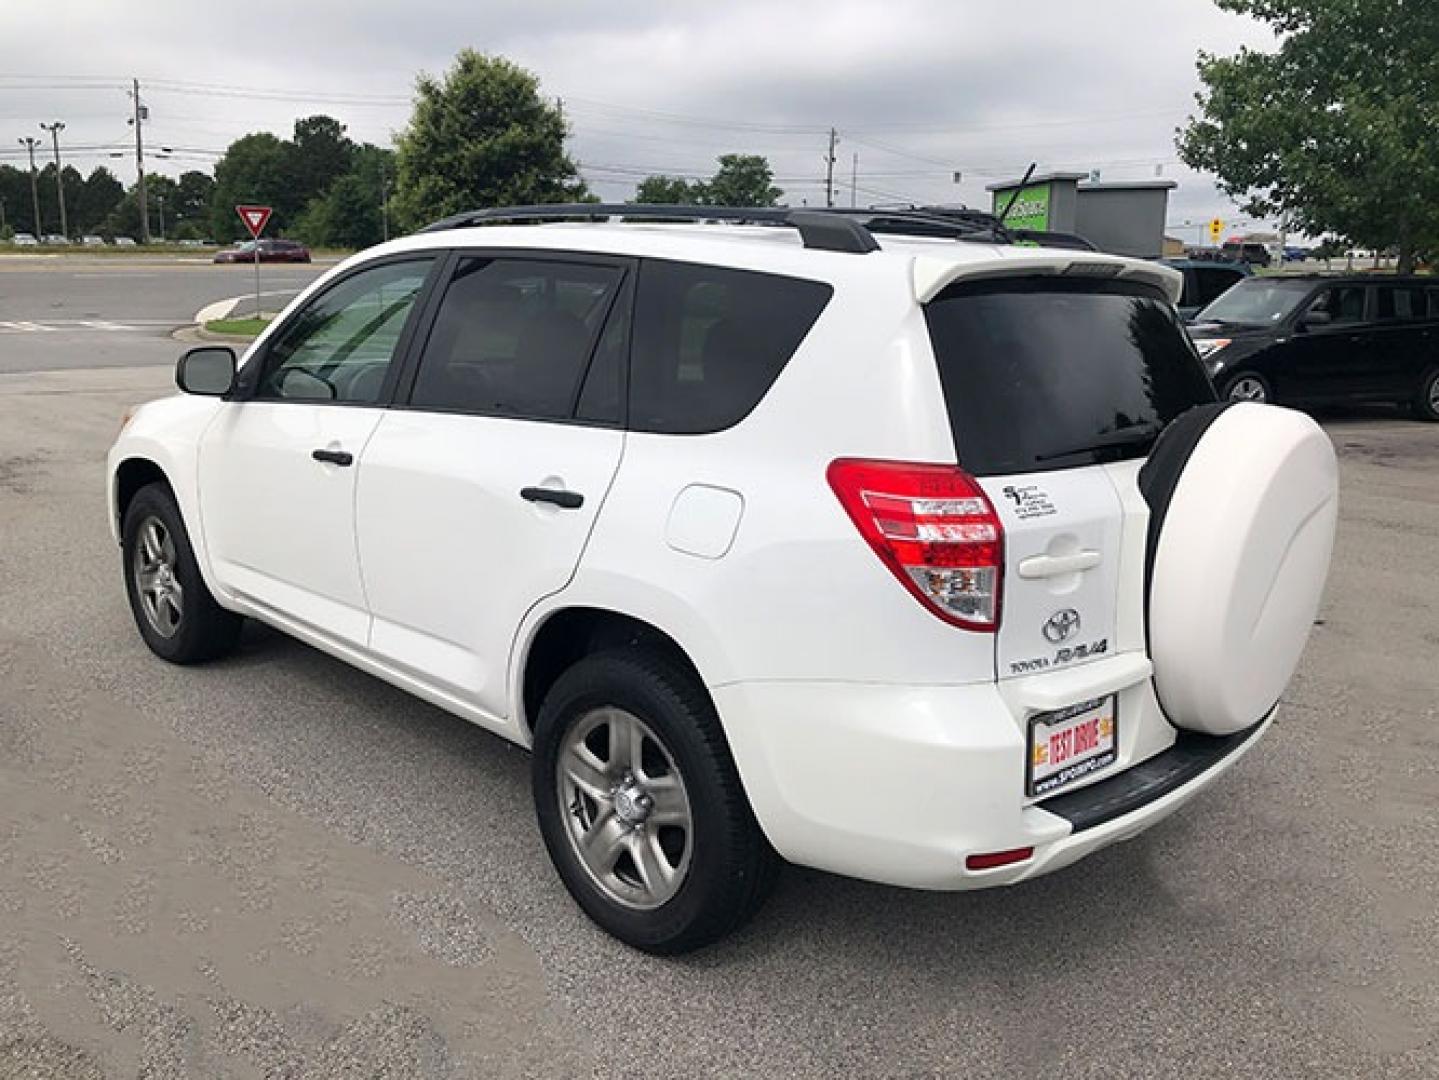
left=1, top=1, right=1279, bottom=243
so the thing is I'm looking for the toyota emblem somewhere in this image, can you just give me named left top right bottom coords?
left=1042, top=608, right=1081, bottom=644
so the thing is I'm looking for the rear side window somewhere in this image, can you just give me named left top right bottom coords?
left=629, top=260, right=832, bottom=434
left=924, top=278, right=1215, bottom=476
left=1375, top=286, right=1423, bottom=320
left=409, top=257, right=623, bottom=420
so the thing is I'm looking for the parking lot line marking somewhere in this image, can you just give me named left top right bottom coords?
left=0, top=319, right=170, bottom=334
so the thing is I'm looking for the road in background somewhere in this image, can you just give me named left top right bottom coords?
left=0, top=349, right=1435, bottom=1076
left=0, top=257, right=330, bottom=374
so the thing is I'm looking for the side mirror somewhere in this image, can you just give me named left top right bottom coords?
left=176, top=346, right=236, bottom=396
left=1299, top=310, right=1331, bottom=331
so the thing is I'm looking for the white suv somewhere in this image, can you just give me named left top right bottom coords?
left=108, top=205, right=1338, bottom=953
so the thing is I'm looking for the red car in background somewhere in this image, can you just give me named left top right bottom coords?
left=213, top=239, right=312, bottom=264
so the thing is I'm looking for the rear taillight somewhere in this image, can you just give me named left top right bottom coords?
left=827, top=458, right=1004, bottom=631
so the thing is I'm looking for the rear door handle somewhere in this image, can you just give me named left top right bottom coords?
left=311, top=448, right=354, bottom=467
left=521, top=486, right=584, bottom=510
left=1018, top=550, right=1101, bottom=579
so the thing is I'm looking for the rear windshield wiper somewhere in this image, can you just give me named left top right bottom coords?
left=1035, top=422, right=1162, bottom=462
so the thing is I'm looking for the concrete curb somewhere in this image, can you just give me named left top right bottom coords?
left=171, top=325, right=258, bottom=346
left=193, top=296, right=246, bottom=324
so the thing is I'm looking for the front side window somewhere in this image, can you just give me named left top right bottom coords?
left=409, top=257, right=623, bottom=419
left=254, top=258, right=434, bottom=403
left=1308, top=285, right=1366, bottom=326
left=629, top=260, right=832, bottom=434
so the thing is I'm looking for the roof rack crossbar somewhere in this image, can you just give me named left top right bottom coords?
left=416, top=203, right=884, bottom=254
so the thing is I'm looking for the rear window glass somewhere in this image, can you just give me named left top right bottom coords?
left=629, top=260, right=832, bottom=434
left=924, top=278, right=1215, bottom=476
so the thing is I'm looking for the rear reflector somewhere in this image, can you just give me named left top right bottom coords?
left=965, top=847, right=1034, bottom=871
left=827, top=458, right=1004, bottom=630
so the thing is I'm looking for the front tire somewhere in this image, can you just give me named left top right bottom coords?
left=1220, top=371, right=1272, bottom=404
left=1413, top=366, right=1439, bottom=421
left=532, top=650, right=778, bottom=954
left=121, top=482, right=243, bottom=664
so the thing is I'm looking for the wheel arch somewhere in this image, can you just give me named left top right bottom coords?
left=517, top=606, right=711, bottom=740
left=113, top=456, right=173, bottom=534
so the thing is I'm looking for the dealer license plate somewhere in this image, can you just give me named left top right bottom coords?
left=1027, top=696, right=1117, bottom=797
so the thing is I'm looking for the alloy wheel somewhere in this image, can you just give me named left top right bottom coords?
left=556, top=707, right=693, bottom=910
left=132, top=516, right=185, bottom=638
left=1227, top=376, right=1268, bottom=403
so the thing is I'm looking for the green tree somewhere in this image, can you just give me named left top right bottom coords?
left=172, top=170, right=215, bottom=237
left=633, top=175, right=706, bottom=204
left=296, top=174, right=384, bottom=249
left=704, top=154, right=782, bottom=207
left=211, top=132, right=291, bottom=239
left=632, top=155, right=782, bottom=207
left=392, top=50, right=586, bottom=230
left=74, top=167, right=124, bottom=234
left=1177, top=0, right=1439, bottom=272
left=0, top=165, right=32, bottom=234
left=103, top=173, right=178, bottom=239
left=286, top=115, right=356, bottom=210
left=36, top=164, right=85, bottom=235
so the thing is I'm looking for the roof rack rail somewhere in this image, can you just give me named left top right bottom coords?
left=416, top=202, right=1016, bottom=251
left=417, top=203, right=880, bottom=254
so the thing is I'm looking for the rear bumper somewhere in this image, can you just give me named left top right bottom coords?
left=714, top=672, right=1272, bottom=891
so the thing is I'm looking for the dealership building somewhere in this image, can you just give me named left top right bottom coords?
left=987, top=171, right=1177, bottom=258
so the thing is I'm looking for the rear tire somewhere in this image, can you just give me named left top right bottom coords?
left=121, top=482, right=243, bottom=664
left=1220, top=371, right=1271, bottom=404
left=531, top=649, right=778, bottom=954
left=1413, top=366, right=1439, bottom=421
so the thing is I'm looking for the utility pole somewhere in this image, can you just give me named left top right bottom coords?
left=39, top=121, right=68, bottom=239
left=129, top=79, right=150, bottom=244
left=381, top=164, right=390, bottom=242
left=156, top=194, right=165, bottom=241
left=823, top=128, right=839, bottom=208
left=17, top=136, right=42, bottom=237
left=850, top=152, right=858, bottom=208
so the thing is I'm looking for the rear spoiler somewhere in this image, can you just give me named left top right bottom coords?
left=912, top=253, right=1184, bottom=305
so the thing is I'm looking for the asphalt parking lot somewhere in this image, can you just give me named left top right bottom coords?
left=0, top=261, right=1436, bottom=1077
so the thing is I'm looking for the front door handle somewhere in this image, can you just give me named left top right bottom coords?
left=521, top=486, right=584, bottom=510
left=312, top=448, right=354, bottom=467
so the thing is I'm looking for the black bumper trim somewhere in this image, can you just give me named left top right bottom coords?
left=1036, top=716, right=1269, bottom=833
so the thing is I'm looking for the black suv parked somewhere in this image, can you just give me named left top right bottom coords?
left=1189, top=275, right=1439, bottom=420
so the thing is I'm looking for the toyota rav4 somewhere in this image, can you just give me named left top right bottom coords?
left=108, top=205, right=1338, bottom=953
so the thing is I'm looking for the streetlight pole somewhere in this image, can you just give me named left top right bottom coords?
left=17, top=136, right=42, bottom=238
left=39, top=121, right=68, bottom=240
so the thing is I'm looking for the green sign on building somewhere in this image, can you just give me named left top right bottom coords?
left=993, top=182, right=1051, bottom=231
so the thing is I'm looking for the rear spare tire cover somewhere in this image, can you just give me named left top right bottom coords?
left=1143, top=402, right=1338, bottom=735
